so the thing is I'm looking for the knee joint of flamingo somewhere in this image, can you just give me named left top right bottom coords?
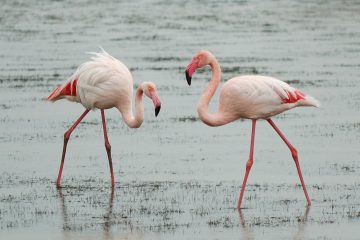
left=291, top=148, right=298, bottom=161
left=64, top=132, right=71, bottom=141
left=105, top=142, right=111, bottom=151
left=246, top=159, right=253, bottom=169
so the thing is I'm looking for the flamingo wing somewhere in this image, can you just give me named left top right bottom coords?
left=258, top=76, right=319, bottom=107
left=259, top=77, right=304, bottom=104
left=232, top=75, right=317, bottom=107
left=220, top=75, right=319, bottom=119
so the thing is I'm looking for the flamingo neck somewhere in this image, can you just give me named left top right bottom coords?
left=120, top=85, right=144, bottom=128
left=197, top=58, right=227, bottom=127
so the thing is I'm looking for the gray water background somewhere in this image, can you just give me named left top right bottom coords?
left=1, top=0, right=360, bottom=239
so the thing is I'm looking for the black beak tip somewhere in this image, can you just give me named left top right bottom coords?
left=155, top=106, right=161, bottom=117
left=185, top=70, right=192, bottom=86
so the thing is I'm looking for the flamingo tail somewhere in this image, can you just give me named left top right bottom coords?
left=48, top=78, right=78, bottom=101
left=300, top=95, right=321, bottom=108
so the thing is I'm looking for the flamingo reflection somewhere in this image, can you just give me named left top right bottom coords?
left=238, top=206, right=310, bottom=240
left=57, top=187, right=114, bottom=239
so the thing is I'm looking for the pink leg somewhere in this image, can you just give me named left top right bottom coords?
left=237, top=119, right=256, bottom=209
left=267, top=118, right=311, bottom=206
left=101, top=110, right=115, bottom=187
left=56, top=109, right=90, bottom=188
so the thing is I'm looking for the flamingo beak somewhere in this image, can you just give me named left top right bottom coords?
left=155, top=106, right=161, bottom=117
left=185, top=70, right=192, bottom=86
left=150, top=92, right=161, bottom=117
left=185, top=57, right=199, bottom=86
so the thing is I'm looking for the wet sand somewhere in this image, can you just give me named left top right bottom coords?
left=1, top=0, right=360, bottom=239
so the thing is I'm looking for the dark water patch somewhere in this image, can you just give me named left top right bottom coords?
left=284, top=79, right=301, bottom=85
left=0, top=75, right=44, bottom=83
left=207, top=216, right=235, bottom=228
left=126, top=181, right=175, bottom=191
left=185, top=14, right=220, bottom=22
left=130, top=66, right=183, bottom=72
left=145, top=222, right=192, bottom=233
left=0, top=104, right=11, bottom=109
left=261, top=23, right=285, bottom=33
left=7, top=29, right=40, bottom=36
left=63, top=39, right=86, bottom=44
left=219, top=56, right=277, bottom=64
left=8, top=84, right=24, bottom=89
left=52, top=72, right=60, bottom=78
left=339, top=63, right=360, bottom=68
left=53, top=31, right=75, bottom=37
left=149, top=66, right=181, bottom=71
left=0, top=73, right=67, bottom=90
left=316, top=71, right=334, bottom=76
left=156, top=85, right=186, bottom=93
left=171, top=116, right=198, bottom=122
left=158, top=22, right=183, bottom=30
left=81, top=120, right=99, bottom=126
left=329, top=163, right=358, bottom=174
left=191, top=206, right=211, bottom=216
left=8, top=83, right=54, bottom=89
left=110, top=34, right=168, bottom=42
left=143, top=56, right=184, bottom=62
left=123, top=15, right=154, bottom=25
left=283, top=79, right=325, bottom=87
left=326, top=122, right=360, bottom=133
left=44, top=14, right=64, bottom=21
left=279, top=199, right=298, bottom=205
left=222, top=66, right=260, bottom=75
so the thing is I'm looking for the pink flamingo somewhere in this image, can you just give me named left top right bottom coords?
left=48, top=50, right=162, bottom=188
left=185, top=50, right=319, bottom=208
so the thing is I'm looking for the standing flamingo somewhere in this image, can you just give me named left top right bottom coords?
left=48, top=49, right=161, bottom=188
left=185, top=50, right=319, bottom=208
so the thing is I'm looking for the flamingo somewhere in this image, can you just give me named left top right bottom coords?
left=48, top=49, right=162, bottom=188
left=185, top=50, right=319, bottom=208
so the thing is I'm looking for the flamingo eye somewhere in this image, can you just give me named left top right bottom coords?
left=147, top=86, right=155, bottom=93
left=196, top=55, right=204, bottom=65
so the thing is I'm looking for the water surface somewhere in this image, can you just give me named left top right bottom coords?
left=1, top=0, right=360, bottom=239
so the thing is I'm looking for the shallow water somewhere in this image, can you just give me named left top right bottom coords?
left=1, top=0, right=360, bottom=239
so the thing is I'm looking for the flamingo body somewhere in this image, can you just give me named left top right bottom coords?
left=48, top=50, right=161, bottom=187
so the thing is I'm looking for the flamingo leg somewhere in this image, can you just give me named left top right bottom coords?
left=101, top=110, right=115, bottom=187
left=237, top=119, right=256, bottom=209
left=56, top=109, right=90, bottom=188
left=267, top=118, right=311, bottom=206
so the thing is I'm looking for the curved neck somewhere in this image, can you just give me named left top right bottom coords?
left=120, top=85, right=144, bottom=128
left=197, top=58, right=226, bottom=126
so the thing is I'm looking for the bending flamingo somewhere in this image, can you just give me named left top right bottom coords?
left=185, top=50, right=319, bottom=208
left=48, top=50, right=161, bottom=188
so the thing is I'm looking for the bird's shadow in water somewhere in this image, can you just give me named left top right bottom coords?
left=57, top=186, right=115, bottom=239
left=238, top=206, right=310, bottom=240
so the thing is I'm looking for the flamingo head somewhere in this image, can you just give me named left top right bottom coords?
left=185, top=50, right=214, bottom=86
left=142, top=82, right=161, bottom=117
